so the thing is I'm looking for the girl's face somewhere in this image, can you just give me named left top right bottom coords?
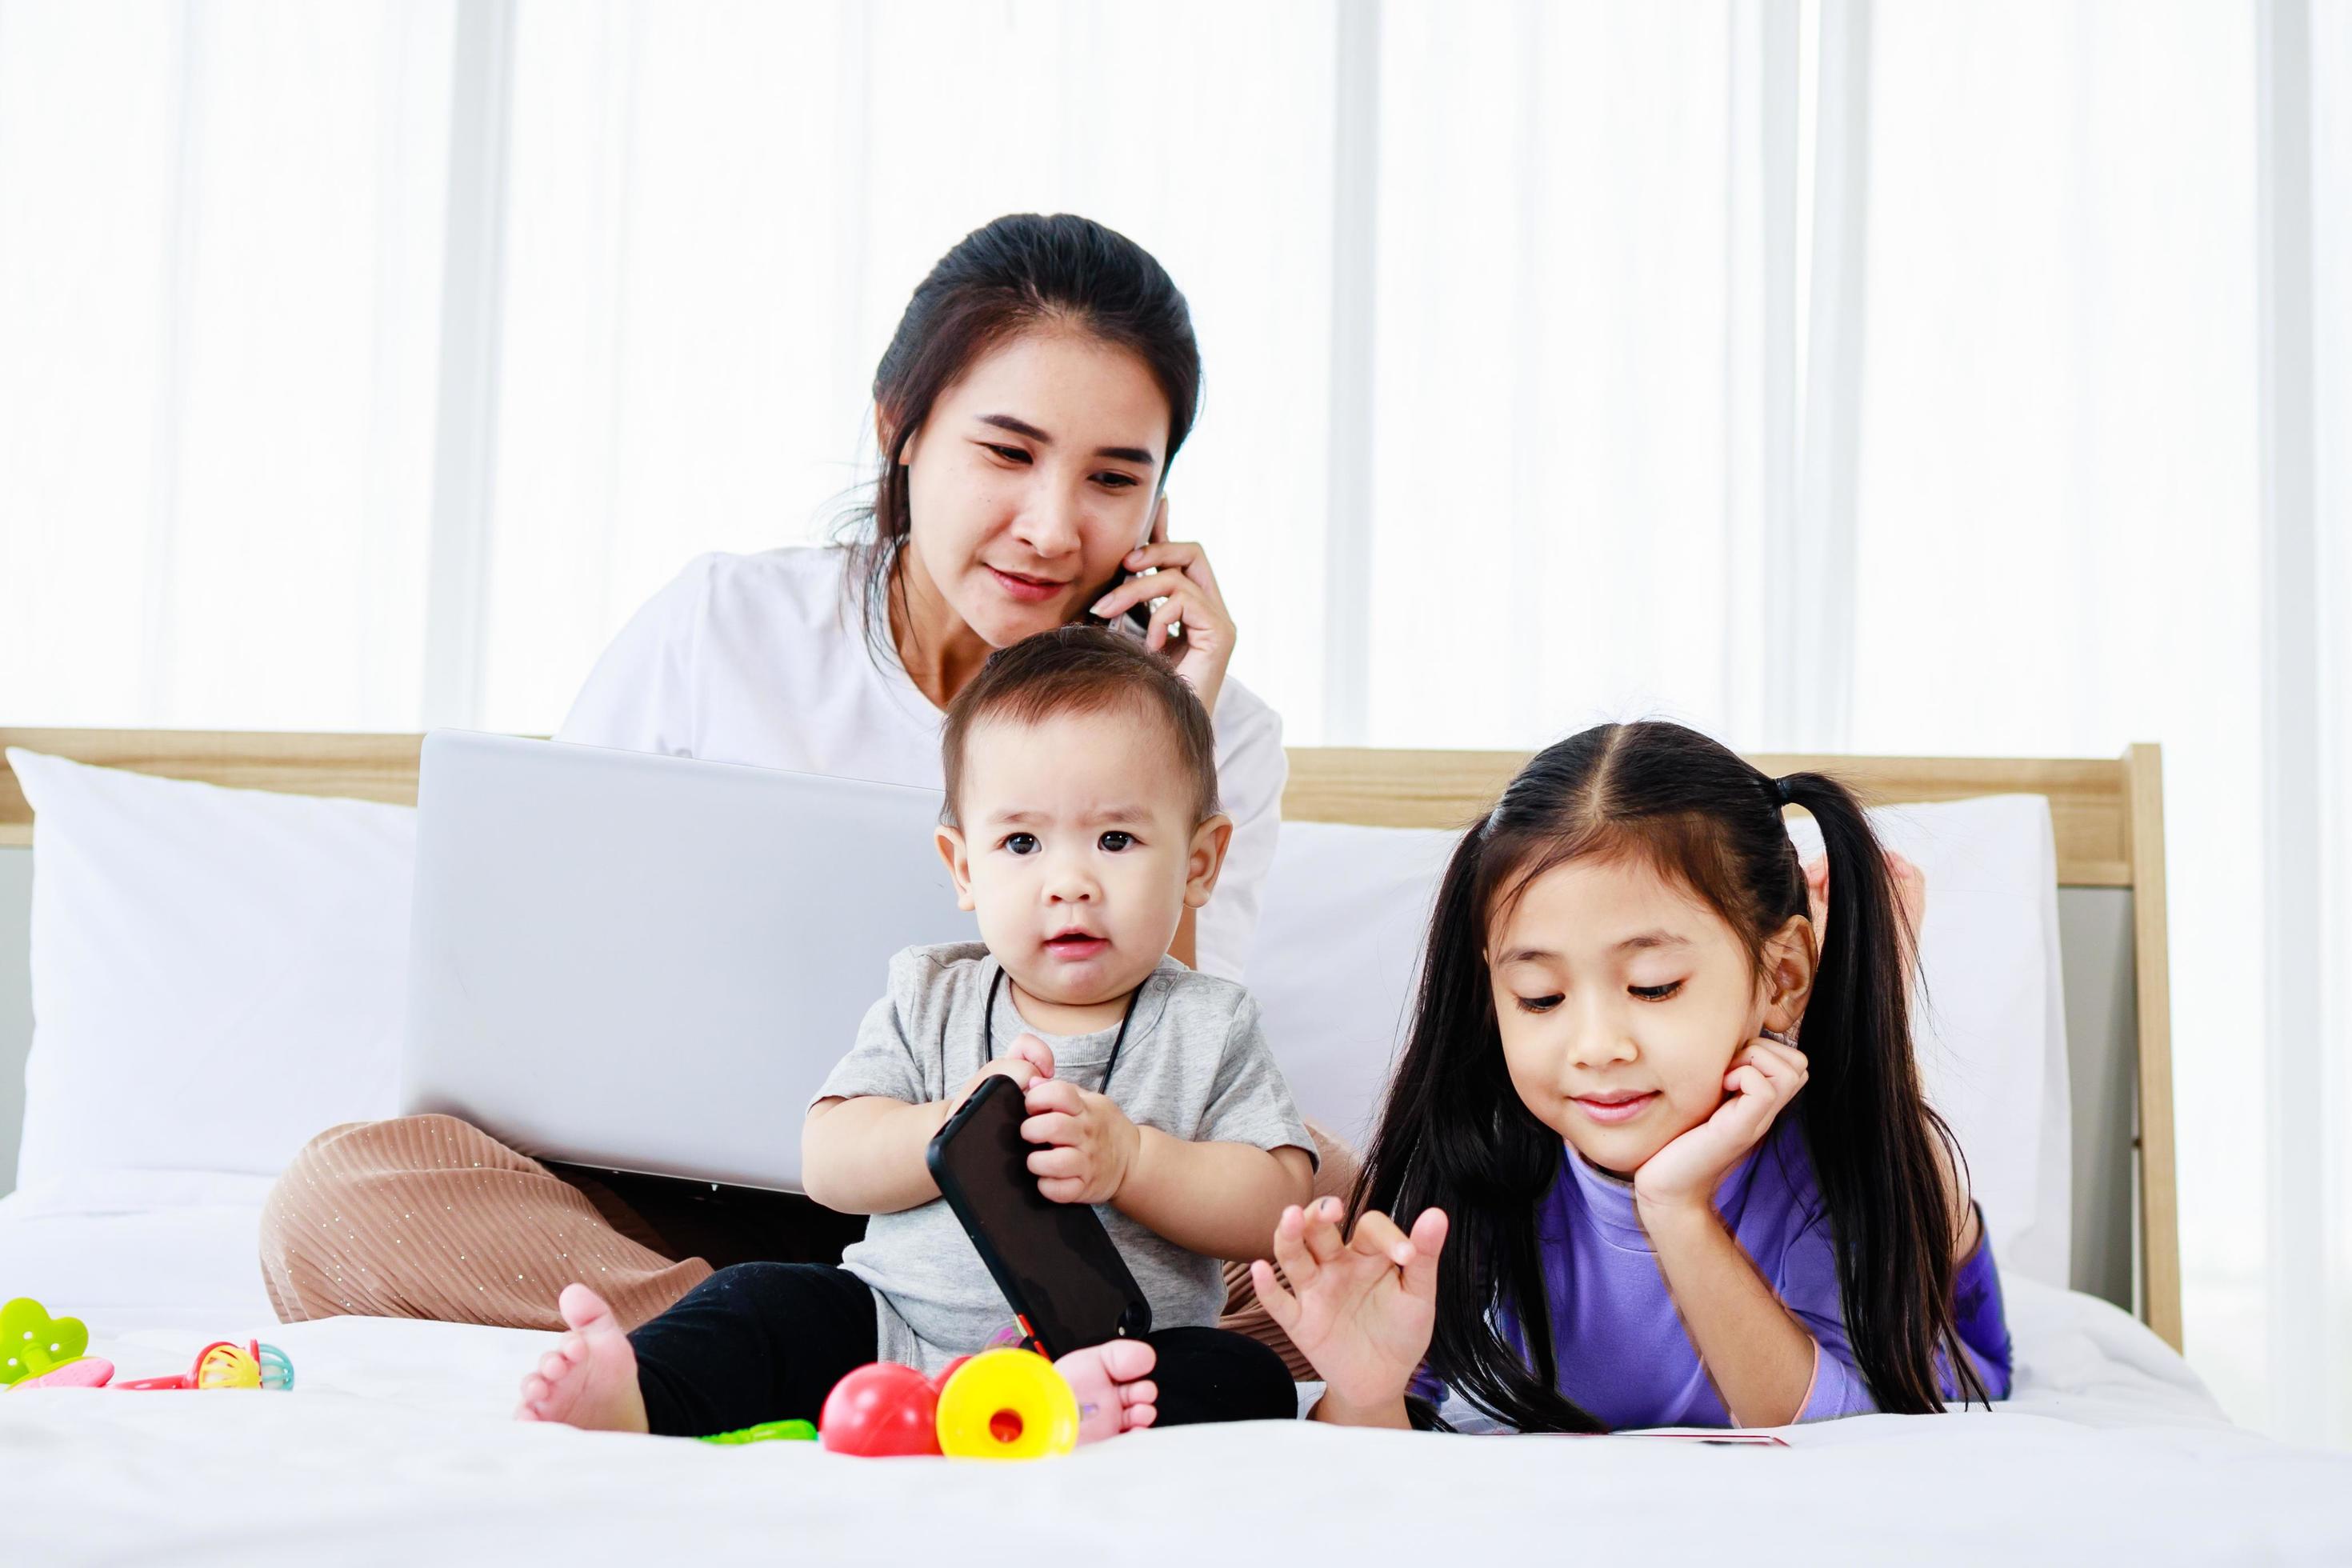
left=1485, top=855, right=1813, bottom=1179
left=897, top=327, right=1169, bottom=650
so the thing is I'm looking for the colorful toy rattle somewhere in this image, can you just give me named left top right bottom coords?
left=114, top=1339, right=296, bottom=1392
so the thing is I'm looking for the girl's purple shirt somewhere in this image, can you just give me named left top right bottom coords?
left=1411, top=1116, right=2012, bottom=1429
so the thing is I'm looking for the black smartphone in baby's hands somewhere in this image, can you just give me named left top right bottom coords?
left=926, top=1073, right=1152, bottom=1358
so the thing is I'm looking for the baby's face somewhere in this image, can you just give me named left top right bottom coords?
left=939, top=705, right=1227, bottom=1008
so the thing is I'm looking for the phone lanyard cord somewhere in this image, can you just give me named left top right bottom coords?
left=983, top=964, right=1140, bottom=1094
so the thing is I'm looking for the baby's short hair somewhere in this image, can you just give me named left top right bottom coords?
left=940, top=625, right=1219, bottom=829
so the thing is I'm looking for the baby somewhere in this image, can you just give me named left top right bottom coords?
left=515, top=624, right=1315, bottom=1439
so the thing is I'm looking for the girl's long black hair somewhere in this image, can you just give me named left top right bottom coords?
left=1352, top=721, right=1986, bottom=1433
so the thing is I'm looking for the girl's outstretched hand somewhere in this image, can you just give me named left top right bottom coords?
left=1633, top=1035, right=1810, bottom=1219
left=1250, top=1197, right=1448, bottom=1422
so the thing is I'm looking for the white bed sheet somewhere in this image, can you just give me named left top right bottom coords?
left=5, top=1176, right=2349, bottom=1566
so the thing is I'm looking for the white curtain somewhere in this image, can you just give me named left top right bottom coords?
left=0, top=1, right=454, bottom=730
left=0, top=0, right=2347, bottom=1443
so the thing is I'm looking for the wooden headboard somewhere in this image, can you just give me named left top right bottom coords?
left=0, top=728, right=2178, bottom=1348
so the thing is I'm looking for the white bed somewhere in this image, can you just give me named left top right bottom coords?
left=2, top=733, right=2349, bottom=1566
left=4, top=1169, right=2343, bottom=1566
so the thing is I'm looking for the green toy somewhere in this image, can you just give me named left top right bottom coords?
left=700, top=1418, right=818, bottom=1446
left=2, top=1298, right=90, bottom=1386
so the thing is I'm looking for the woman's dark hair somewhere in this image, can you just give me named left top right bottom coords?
left=1354, top=720, right=1983, bottom=1434
left=840, top=213, right=1202, bottom=663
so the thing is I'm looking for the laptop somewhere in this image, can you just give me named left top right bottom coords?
left=401, top=731, right=977, bottom=1191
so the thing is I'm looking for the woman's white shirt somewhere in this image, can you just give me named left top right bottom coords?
left=555, top=546, right=1286, bottom=982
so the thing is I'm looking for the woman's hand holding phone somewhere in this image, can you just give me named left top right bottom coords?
left=1088, top=497, right=1238, bottom=717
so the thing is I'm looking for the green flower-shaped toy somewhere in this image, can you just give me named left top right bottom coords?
left=2, top=1298, right=90, bottom=1386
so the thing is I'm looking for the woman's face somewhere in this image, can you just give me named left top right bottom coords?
left=898, top=327, right=1170, bottom=649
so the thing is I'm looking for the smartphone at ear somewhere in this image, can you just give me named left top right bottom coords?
left=1090, top=563, right=1154, bottom=635
left=926, top=1074, right=1151, bottom=1358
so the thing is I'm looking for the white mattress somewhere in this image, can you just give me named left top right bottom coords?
left=5, top=1171, right=2349, bottom=1566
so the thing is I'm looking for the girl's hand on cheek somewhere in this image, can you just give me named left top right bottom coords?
left=1250, top=1198, right=1447, bottom=1417
left=1632, top=1037, right=1809, bottom=1220
left=1020, top=1078, right=1142, bottom=1204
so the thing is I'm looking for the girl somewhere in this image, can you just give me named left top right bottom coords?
left=1251, top=721, right=2012, bottom=1432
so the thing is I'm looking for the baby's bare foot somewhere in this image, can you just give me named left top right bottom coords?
left=514, top=1283, right=650, bottom=1434
left=1053, top=1338, right=1158, bottom=1444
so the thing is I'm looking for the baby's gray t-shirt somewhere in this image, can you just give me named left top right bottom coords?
left=813, top=942, right=1313, bottom=1374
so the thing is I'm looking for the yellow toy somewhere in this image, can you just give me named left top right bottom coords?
left=933, top=1348, right=1082, bottom=1460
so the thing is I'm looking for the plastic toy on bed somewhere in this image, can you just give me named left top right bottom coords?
left=2, top=1299, right=294, bottom=1394
left=806, top=1347, right=1081, bottom=1461
left=114, top=1339, right=297, bottom=1392
left=931, top=1348, right=1081, bottom=1459
left=700, top=1418, right=818, bottom=1446
left=2, top=1297, right=111, bottom=1390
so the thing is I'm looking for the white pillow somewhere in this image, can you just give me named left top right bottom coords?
left=1246, top=820, right=1459, bottom=1157
left=8, top=749, right=413, bottom=1188
left=1246, top=794, right=2070, bottom=1288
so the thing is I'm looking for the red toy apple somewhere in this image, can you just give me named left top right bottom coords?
left=819, top=1362, right=942, bottom=1457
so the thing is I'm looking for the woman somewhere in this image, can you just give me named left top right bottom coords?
left=259, top=214, right=1300, bottom=1332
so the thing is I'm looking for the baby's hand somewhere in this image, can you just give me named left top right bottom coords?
left=1020, top=1078, right=1142, bottom=1205
left=948, top=1033, right=1054, bottom=1117
left=1251, top=1198, right=1447, bottom=1418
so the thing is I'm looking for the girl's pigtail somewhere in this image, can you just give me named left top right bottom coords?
left=1778, top=773, right=1988, bottom=1411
